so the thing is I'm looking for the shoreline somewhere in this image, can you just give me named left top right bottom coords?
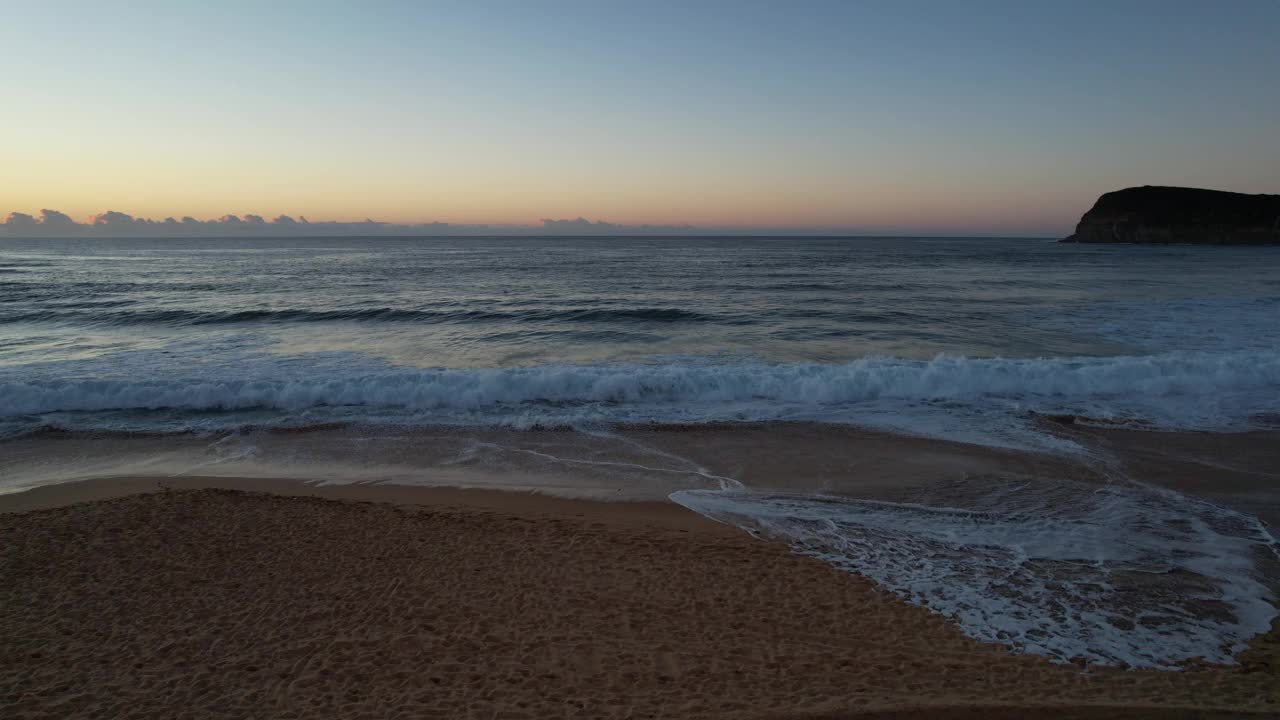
left=0, top=474, right=709, bottom=532
left=4, top=421, right=1280, bottom=717
left=4, top=477, right=1280, bottom=718
left=4, top=420, right=1279, bottom=524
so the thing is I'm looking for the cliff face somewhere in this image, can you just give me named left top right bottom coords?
left=1063, top=186, right=1280, bottom=244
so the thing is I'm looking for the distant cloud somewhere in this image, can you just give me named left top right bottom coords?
left=4, top=212, right=38, bottom=230
left=541, top=217, right=616, bottom=232
left=39, top=209, right=76, bottom=229
left=90, top=210, right=139, bottom=229
left=1, top=209, right=707, bottom=237
left=540, top=217, right=696, bottom=235
left=0, top=210, right=1054, bottom=237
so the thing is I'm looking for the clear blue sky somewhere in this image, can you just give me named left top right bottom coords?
left=3, top=0, right=1278, bottom=234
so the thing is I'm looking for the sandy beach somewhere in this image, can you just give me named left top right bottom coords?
left=3, top=474, right=1278, bottom=719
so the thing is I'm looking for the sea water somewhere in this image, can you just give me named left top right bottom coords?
left=2, top=235, right=1278, bottom=666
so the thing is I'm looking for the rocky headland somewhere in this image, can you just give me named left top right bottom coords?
left=1064, top=186, right=1280, bottom=244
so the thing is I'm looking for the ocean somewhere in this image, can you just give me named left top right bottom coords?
left=2, top=235, right=1278, bottom=668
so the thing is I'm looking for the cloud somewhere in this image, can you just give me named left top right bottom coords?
left=0, top=209, right=703, bottom=237
left=541, top=217, right=617, bottom=232
left=4, top=212, right=38, bottom=230
left=540, top=217, right=696, bottom=235
left=39, top=209, right=77, bottom=229
left=90, top=210, right=139, bottom=229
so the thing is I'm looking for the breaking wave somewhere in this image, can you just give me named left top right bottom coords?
left=4, top=352, right=1278, bottom=438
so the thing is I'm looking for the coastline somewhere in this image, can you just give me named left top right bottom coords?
left=3, top=474, right=1280, bottom=718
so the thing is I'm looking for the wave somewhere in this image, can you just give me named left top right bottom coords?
left=4, top=353, right=1278, bottom=435
left=0, top=306, right=723, bottom=327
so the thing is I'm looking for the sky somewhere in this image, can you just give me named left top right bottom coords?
left=2, top=0, right=1278, bottom=236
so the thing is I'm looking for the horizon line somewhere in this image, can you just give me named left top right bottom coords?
left=1, top=209, right=1069, bottom=239
left=0, top=232, right=1059, bottom=241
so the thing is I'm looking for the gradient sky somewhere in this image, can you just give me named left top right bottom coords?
left=3, top=0, right=1278, bottom=235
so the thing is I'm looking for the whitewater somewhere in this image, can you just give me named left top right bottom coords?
left=5, top=352, right=1280, bottom=449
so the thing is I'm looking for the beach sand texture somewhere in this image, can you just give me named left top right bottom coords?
left=3, top=481, right=1278, bottom=719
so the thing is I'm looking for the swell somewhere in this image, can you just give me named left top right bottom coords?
left=0, top=306, right=723, bottom=326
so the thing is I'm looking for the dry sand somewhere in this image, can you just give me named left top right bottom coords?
left=2, top=476, right=1278, bottom=719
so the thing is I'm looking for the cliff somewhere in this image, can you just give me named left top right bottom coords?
left=1063, top=186, right=1280, bottom=244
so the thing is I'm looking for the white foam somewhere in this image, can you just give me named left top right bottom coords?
left=4, top=351, right=1279, bottom=448
left=671, top=480, right=1279, bottom=668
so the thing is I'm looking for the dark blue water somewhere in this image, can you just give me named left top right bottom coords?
left=2, top=236, right=1279, bottom=444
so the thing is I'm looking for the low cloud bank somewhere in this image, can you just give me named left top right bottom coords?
left=1, top=209, right=1055, bottom=237
left=1, top=209, right=699, bottom=237
left=539, top=217, right=696, bottom=234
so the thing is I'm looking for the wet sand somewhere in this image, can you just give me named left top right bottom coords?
left=0, top=422, right=1105, bottom=503
left=6, top=422, right=1276, bottom=516
left=3, top=476, right=1278, bottom=719
left=1058, top=425, right=1280, bottom=525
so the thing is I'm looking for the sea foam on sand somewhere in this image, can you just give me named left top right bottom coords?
left=674, top=476, right=1280, bottom=669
